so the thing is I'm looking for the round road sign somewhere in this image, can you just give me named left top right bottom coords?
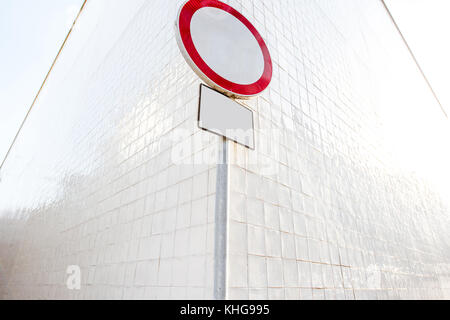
left=176, top=0, right=272, bottom=98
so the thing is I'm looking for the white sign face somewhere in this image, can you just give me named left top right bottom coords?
left=198, top=85, right=255, bottom=149
left=190, top=7, right=265, bottom=85
left=176, top=0, right=272, bottom=98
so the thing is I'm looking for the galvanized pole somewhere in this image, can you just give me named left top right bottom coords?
left=214, top=137, right=228, bottom=300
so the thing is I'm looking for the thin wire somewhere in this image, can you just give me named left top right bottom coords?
left=0, top=0, right=88, bottom=173
left=381, top=0, right=448, bottom=118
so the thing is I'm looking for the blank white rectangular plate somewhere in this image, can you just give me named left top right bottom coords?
left=198, top=84, right=255, bottom=149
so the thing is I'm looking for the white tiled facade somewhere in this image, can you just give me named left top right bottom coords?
left=0, top=0, right=449, bottom=300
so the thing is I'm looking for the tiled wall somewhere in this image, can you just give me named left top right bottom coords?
left=0, top=0, right=219, bottom=299
left=226, top=0, right=450, bottom=299
left=0, top=0, right=449, bottom=300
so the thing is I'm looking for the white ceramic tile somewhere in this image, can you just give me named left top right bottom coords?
left=248, top=255, right=268, bottom=288
left=266, top=257, right=283, bottom=287
left=248, top=225, right=266, bottom=256
left=228, top=254, right=248, bottom=288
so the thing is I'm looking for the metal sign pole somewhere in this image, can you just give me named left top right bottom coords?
left=176, top=0, right=273, bottom=301
left=214, top=136, right=228, bottom=300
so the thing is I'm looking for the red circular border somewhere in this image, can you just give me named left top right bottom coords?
left=178, top=0, right=272, bottom=97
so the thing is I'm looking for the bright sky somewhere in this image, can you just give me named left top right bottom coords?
left=0, top=0, right=84, bottom=164
left=0, top=0, right=449, bottom=164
